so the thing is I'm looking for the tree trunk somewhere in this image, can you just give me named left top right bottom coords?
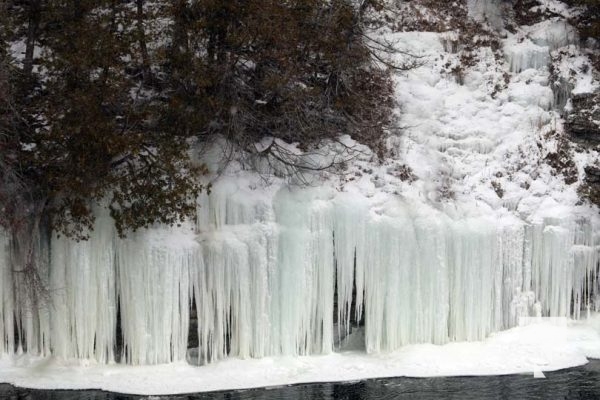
left=23, top=0, right=41, bottom=78
left=136, top=0, right=152, bottom=83
left=171, top=0, right=189, bottom=59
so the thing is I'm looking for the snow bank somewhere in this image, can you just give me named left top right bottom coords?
left=1, top=316, right=600, bottom=395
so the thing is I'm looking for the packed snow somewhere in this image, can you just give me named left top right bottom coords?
left=2, top=316, right=600, bottom=395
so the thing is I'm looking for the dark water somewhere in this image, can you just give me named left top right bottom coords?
left=3, top=361, right=600, bottom=400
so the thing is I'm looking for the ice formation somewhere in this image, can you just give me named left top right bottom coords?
left=0, top=183, right=598, bottom=366
left=1, top=0, right=599, bottom=373
left=505, top=39, right=552, bottom=74
left=504, top=21, right=579, bottom=75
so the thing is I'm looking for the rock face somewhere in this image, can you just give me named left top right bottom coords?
left=567, top=93, right=600, bottom=143
left=569, top=93, right=600, bottom=207
left=583, top=165, right=600, bottom=206
left=585, top=165, right=600, bottom=184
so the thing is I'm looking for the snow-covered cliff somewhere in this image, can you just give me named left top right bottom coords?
left=1, top=0, right=600, bottom=380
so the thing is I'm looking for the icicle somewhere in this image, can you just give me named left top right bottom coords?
left=5, top=224, right=52, bottom=358
left=505, top=40, right=551, bottom=73
left=194, top=181, right=277, bottom=363
left=50, top=213, right=116, bottom=363
left=505, top=21, right=578, bottom=74
left=272, top=188, right=335, bottom=356
left=446, top=219, right=498, bottom=342
left=332, top=194, right=368, bottom=346
left=0, top=230, right=14, bottom=355
left=117, top=225, right=196, bottom=365
left=552, top=77, right=573, bottom=112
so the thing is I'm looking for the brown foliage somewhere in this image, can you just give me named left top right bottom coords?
left=1, top=0, right=396, bottom=239
left=163, top=0, right=395, bottom=156
left=2, top=0, right=206, bottom=239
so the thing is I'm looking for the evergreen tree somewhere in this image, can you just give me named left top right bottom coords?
left=0, top=0, right=395, bottom=242
left=159, top=0, right=393, bottom=158
left=2, top=0, right=205, bottom=240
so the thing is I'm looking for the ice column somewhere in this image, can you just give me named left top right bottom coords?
left=0, top=232, right=14, bottom=355
left=0, top=183, right=599, bottom=365
left=117, top=227, right=197, bottom=365
left=49, top=214, right=116, bottom=363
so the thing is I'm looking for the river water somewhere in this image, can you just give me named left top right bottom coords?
left=2, top=361, right=600, bottom=399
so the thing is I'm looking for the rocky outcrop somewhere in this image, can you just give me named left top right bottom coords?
left=585, top=165, right=600, bottom=183
left=582, top=165, right=600, bottom=206
left=566, top=93, right=600, bottom=143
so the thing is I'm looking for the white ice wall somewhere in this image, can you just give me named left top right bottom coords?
left=117, top=229, right=196, bottom=365
left=50, top=215, right=116, bottom=363
left=0, top=183, right=598, bottom=365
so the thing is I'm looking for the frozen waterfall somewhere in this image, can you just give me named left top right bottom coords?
left=0, top=182, right=598, bottom=366
left=505, top=20, right=579, bottom=74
